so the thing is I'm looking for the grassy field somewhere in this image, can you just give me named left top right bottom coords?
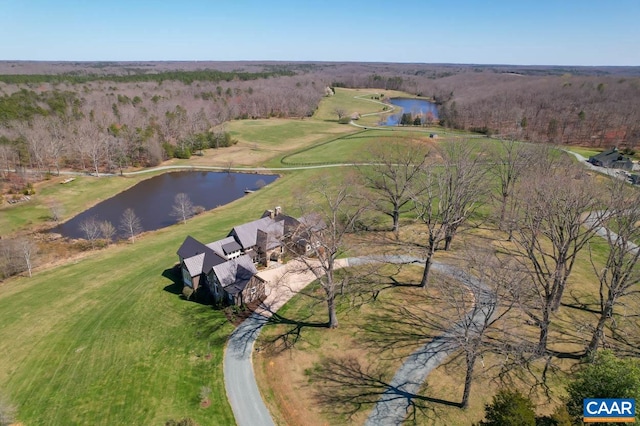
left=252, top=223, right=617, bottom=425
left=312, top=88, right=397, bottom=122
left=0, top=86, right=624, bottom=425
left=566, top=146, right=601, bottom=159
left=0, top=168, right=336, bottom=425
left=254, top=265, right=469, bottom=426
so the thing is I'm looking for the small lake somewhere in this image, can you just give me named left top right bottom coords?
left=382, top=98, right=439, bottom=126
left=53, top=171, right=278, bottom=239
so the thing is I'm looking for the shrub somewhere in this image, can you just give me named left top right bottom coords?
left=23, top=182, right=35, bottom=195
left=478, top=389, right=536, bottom=426
left=182, top=286, right=194, bottom=300
left=174, top=146, right=191, bottom=159
left=565, top=350, right=640, bottom=423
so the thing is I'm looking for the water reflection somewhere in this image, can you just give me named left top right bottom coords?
left=382, top=98, right=439, bottom=126
left=53, top=171, right=278, bottom=239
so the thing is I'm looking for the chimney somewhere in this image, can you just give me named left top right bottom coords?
left=266, top=209, right=274, bottom=219
left=275, top=206, right=282, bottom=217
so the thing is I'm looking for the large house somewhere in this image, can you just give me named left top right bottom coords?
left=588, top=148, right=634, bottom=171
left=176, top=207, right=325, bottom=306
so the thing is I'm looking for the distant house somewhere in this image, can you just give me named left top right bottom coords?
left=176, top=206, right=325, bottom=306
left=588, top=148, right=634, bottom=171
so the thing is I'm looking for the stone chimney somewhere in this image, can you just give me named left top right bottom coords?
left=266, top=209, right=274, bottom=219
left=275, top=206, right=282, bottom=217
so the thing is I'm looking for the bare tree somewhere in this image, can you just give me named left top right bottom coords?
left=120, top=208, right=142, bottom=243
left=587, top=182, right=640, bottom=355
left=99, top=220, right=116, bottom=241
left=0, top=239, right=20, bottom=279
left=510, top=158, right=605, bottom=354
left=285, top=178, right=366, bottom=328
left=411, top=168, right=450, bottom=287
left=15, top=238, right=37, bottom=278
left=45, top=117, right=68, bottom=175
left=438, top=141, right=489, bottom=251
left=79, top=217, right=101, bottom=248
left=171, top=193, right=195, bottom=225
left=411, top=141, right=487, bottom=287
left=48, top=200, right=64, bottom=222
left=76, top=121, right=104, bottom=176
left=361, top=249, right=519, bottom=409
left=488, top=140, right=535, bottom=234
left=0, top=144, right=18, bottom=178
left=16, top=118, right=48, bottom=176
left=359, top=141, right=430, bottom=238
left=334, top=108, right=347, bottom=120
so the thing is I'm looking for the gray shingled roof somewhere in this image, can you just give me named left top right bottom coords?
left=298, top=213, right=326, bottom=233
left=229, top=216, right=273, bottom=249
left=183, top=253, right=205, bottom=277
left=206, top=236, right=238, bottom=258
left=212, top=254, right=258, bottom=294
left=178, top=236, right=226, bottom=277
left=263, top=220, right=284, bottom=250
left=177, top=235, right=207, bottom=259
left=222, top=240, right=243, bottom=254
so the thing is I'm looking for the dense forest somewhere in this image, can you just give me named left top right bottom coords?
left=1, top=61, right=639, bottom=183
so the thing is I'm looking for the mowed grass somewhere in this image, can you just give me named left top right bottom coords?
left=283, top=129, right=437, bottom=164
left=2, top=85, right=622, bottom=426
left=566, top=146, right=601, bottom=159
left=226, top=118, right=351, bottom=150
left=0, top=168, right=333, bottom=425
left=313, top=88, right=393, bottom=122
left=0, top=228, right=235, bottom=425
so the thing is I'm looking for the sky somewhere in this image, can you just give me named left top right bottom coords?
left=1, top=0, right=639, bottom=66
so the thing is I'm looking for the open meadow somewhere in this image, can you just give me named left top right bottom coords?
left=0, top=86, right=633, bottom=425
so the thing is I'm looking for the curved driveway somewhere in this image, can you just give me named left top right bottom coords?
left=223, top=256, right=496, bottom=426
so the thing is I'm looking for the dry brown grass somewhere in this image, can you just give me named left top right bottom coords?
left=254, top=265, right=473, bottom=426
left=253, top=220, right=617, bottom=425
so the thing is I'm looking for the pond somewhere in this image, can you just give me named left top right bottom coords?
left=381, top=98, right=439, bottom=126
left=53, top=171, right=278, bottom=239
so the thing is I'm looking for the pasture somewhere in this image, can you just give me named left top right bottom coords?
left=0, top=86, right=617, bottom=425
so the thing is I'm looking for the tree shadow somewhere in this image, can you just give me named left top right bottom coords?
left=309, top=356, right=459, bottom=423
left=561, top=291, right=601, bottom=314
left=257, top=308, right=328, bottom=354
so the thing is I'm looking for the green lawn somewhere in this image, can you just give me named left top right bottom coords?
left=566, top=146, right=601, bottom=159
left=1, top=86, right=620, bottom=426
left=226, top=118, right=351, bottom=149
left=282, top=129, right=436, bottom=165
left=0, top=168, right=329, bottom=425
left=313, top=88, right=394, bottom=122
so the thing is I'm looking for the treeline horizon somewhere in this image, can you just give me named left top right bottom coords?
left=1, top=61, right=640, bottom=184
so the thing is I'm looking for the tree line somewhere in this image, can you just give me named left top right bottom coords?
left=0, top=73, right=325, bottom=183
left=0, top=68, right=295, bottom=85
left=321, top=63, right=640, bottom=148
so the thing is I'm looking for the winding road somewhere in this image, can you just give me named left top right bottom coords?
left=223, top=256, right=497, bottom=426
